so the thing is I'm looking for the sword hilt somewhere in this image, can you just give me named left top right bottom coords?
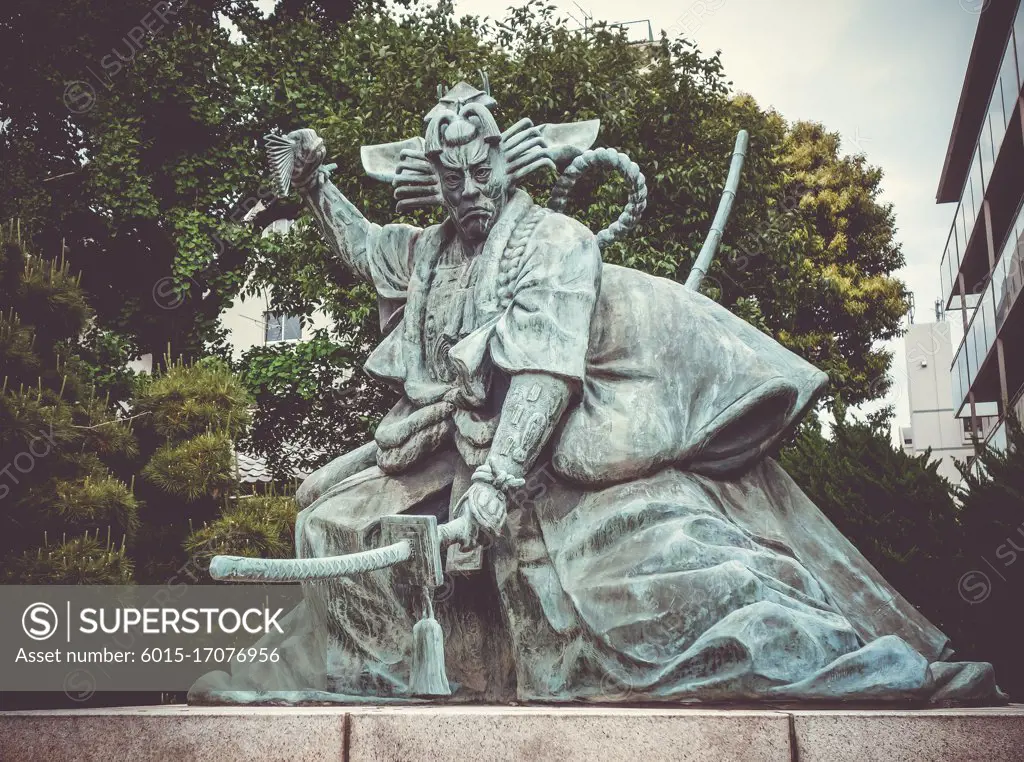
left=438, top=512, right=472, bottom=547
left=209, top=540, right=412, bottom=583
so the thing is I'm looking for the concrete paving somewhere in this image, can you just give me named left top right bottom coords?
left=2, top=704, right=1023, bottom=761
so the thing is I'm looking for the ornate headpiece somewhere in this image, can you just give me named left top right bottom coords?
left=360, top=79, right=600, bottom=212
left=422, top=81, right=501, bottom=157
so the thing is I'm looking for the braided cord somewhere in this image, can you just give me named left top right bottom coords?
left=548, top=148, right=647, bottom=249
left=209, top=540, right=412, bottom=583
left=496, top=205, right=547, bottom=309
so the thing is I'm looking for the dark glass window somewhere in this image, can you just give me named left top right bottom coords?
left=998, top=40, right=1018, bottom=130
left=970, top=147, right=985, bottom=224
left=979, top=117, right=995, bottom=187
left=1015, top=7, right=1024, bottom=89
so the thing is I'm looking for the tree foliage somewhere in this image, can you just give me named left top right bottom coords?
left=128, top=356, right=254, bottom=582
left=185, top=493, right=296, bottom=571
left=0, top=226, right=295, bottom=584
left=236, top=326, right=397, bottom=478
left=0, top=227, right=138, bottom=583
left=951, top=417, right=1024, bottom=699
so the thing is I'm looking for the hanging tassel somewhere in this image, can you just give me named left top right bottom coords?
left=409, top=585, right=451, bottom=697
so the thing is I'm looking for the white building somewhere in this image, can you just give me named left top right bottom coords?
left=900, top=321, right=993, bottom=482
left=220, top=217, right=336, bottom=362
left=219, top=289, right=334, bottom=363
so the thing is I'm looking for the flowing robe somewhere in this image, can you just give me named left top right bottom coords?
left=190, top=190, right=1002, bottom=704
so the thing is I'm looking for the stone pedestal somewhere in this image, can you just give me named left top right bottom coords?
left=2, top=705, right=1023, bottom=761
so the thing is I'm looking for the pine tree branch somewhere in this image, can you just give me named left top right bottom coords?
left=68, top=411, right=151, bottom=429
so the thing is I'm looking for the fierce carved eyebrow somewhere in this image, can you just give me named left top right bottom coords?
left=437, top=159, right=492, bottom=174
left=466, top=142, right=489, bottom=166
left=439, top=141, right=490, bottom=170
left=438, top=154, right=464, bottom=171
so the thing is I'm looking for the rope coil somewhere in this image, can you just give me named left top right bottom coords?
left=548, top=147, right=648, bottom=249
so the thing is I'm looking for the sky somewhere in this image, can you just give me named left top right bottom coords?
left=448, top=0, right=983, bottom=432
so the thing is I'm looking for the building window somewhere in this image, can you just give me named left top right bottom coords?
left=265, top=312, right=301, bottom=343
left=963, top=417, right=985, bottom=441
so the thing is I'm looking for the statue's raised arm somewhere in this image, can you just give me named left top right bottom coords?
left=266, top=128, right=386, bottom=285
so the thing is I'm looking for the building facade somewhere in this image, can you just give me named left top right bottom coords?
left=901, top=321, right=992, bottom=482
left=938, top=0, right=1024, bottom=453
left=219, top=288, right=334, bottom=363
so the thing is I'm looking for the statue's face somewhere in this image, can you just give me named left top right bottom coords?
left=437, top=137, right=509, bottom=244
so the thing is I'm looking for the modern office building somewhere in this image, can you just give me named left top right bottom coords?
left=938, top=0, right=1024, bottom=453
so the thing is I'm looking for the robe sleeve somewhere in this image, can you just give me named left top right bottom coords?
left=552, top=263, right=829, bottom=486
left=488, top=214, right=602, bottom=386
left=362, top=223, right=420, bottom=332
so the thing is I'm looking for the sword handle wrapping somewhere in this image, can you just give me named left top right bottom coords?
left=207, top=513, right=475, bottom=585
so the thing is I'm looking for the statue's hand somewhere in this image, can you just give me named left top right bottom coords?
left=285, top=128, right=328, bottom=190
left=461, top=481, right=508, bottom=542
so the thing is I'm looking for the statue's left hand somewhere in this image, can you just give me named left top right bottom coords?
left=461, top=481, right=508, bottom=541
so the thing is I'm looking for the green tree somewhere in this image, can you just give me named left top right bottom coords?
left=237, top=327, right=397, bottom=479
left=127, top=357, right=252, bottom=582
left=735, top=121, right=907, bottom=403
left=0, top=229, right=296, bottom=583
left=2, top=0, right=270, bottom=363
left=0, top=0, right=402, bottom=366
left=185, top=492, right=297, bottom=575
left=0, top=226, right=138, bottom=583
left=951, top=418, right=1024, bottom=699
